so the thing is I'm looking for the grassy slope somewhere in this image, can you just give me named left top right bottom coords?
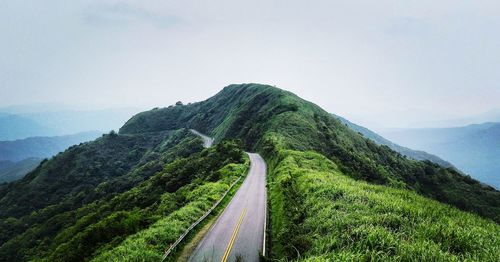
left=268, top=149, right=499, bottom=261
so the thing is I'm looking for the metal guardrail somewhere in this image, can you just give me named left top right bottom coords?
left=161, top=176, right=242, bottom=261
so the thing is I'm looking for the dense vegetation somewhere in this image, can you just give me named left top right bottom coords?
left=0, top=129, right=203, bottom=259
left=267, top=149, right=500, bottom=261
left=121, top=84, right=499, bottom=222
left=93, top=145, right=247, bottom=261
left=0, top=129, right=247, bottom=261
left=1, top=83, right=498, bottom=261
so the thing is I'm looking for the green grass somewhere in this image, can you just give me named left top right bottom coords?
left=268, top=149, right=500, bottom=261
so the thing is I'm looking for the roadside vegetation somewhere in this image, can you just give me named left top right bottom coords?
left=267, top=149, right=500, bottom=261
left=93, top=156, right=248, bottom=261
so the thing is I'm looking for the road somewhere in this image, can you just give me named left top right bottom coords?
left=190, top=129, right=214, bottom=148
left=189, top=152, right=267, bottom=262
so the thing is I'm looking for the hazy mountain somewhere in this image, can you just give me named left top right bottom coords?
left=0, top=103, right=74, bottom=114
left=411, top=109, right=500, bottom=128
left=0, top=108, right=141, bottom=140
left=0, top=131, right=103, bottom=183
left=333, top=114, right=455, bottom=169
left=22, top=108, right=141, bottom=136
left=0, top=131, right=103, bottom=162
left=382, top=123, right=500, bottom=188
left=0, top=114, right=54, bottom=141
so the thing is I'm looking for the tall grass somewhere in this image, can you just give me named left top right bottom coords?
left=269, top=150, right=500, bottom=261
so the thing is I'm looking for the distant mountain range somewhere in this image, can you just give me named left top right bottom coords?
left=0, top=108, right=140, bottom=141
left=0, top=131, right=103, bottom=183
left=382, top=123, right=500, bottom=188
left=413, top=109, right=500, bottom=128
left=0, top=131, right=103, bottom=162
left=334, top=114, right=455, bottom=169
left=0, top=114, right=54, bottom=141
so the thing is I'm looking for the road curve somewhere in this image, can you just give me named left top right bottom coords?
left=190, top=129, right=214, bottom=148
left=189, top=153, right=267, bottom=262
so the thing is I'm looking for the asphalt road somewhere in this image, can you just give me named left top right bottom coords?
left=189, top=152, right=267, bottom=262
left=190, top=129, right=214, bottom=148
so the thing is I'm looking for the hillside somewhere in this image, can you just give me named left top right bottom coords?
left=334, top=114, right=455, bottom=168
left=0, top=130, right=246, bottom=261
left=383, top=123, right=500, bottom=188
left=0, top=131, right=102, bottom=162
left=0, top=84, right=498, bottom=261
left=121, top=84, right=499, bottom=221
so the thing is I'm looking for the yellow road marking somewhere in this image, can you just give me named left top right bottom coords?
left=221, top=208, right=247, bottom=262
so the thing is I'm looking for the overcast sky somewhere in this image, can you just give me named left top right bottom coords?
left=1, top=0, right=499, bottom=128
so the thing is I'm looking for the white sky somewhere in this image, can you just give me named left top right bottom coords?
left=1, top=0, right=499, bottom=128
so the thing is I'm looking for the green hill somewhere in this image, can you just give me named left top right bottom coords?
left=0, top=129, right=247, bottom=261
left=121, top=84, right=499, bottom=221
left=0, top=83, right=498, bottom=261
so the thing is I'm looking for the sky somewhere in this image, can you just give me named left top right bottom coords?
left=1, top=0, right=499, bottom=128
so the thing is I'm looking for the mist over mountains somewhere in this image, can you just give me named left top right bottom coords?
left=0, top=131, right=102, bottom=162
left=0, top=106, right=137, bottom=183
left=334, top=114, right=455, bottom=169
left=0, top=107, right=140, bottom=141
left=382, top=122, right=500, bottom=188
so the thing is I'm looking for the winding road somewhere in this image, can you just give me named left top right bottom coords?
left=189, top=130, right=267, bottom=262
left=190, top=129, right=214, bottom=148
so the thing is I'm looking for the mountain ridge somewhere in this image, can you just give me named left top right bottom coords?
left=333, top=114, right=455, bottom=169
left=382, top=122, right=500, bottom=188
left=0, top=131, right=102, bottom=162
left=0, top=83, right=498, bottom=261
